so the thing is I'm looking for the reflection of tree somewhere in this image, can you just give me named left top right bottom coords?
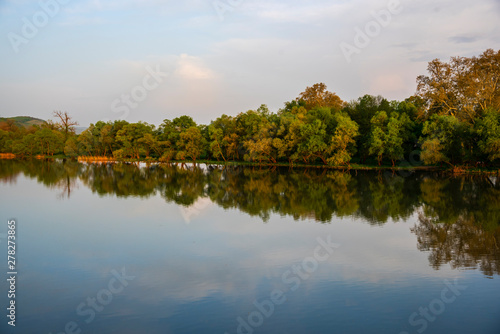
left=158, top=164, right=207, bottom=206
left=413, top=176, right=500, bottom=277
left=0, top=159, right=80, bottom=198
left=0, top=159, right=23, bottom=184
left=203, top=167, right=420, bottom=224
left=412, top=213, right=500, bottom=277
left=354, top=171, right=422, bottom=224
left=2, top=159, right=500, bottom=276
left=0, top=160, right=424, bottom=224
left=79, top=163, right=157, bottom=198
left=56, top=161, right=80, bottom=199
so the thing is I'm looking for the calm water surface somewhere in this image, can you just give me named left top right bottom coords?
left=0, top=160, right=499, bottom=334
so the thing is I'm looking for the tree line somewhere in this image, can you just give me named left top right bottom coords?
left=1, top=49, right=499, bottom=167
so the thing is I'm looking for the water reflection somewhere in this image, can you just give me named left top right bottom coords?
left=1, top=159, right=499, bottom=276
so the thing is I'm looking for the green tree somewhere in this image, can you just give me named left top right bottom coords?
left=297, top=83, right=344, bottom=111
left=0, top=129, right=10, bottom=153
left=208, top=126, right=226, bottom=162
left=177, top=126, right=204, bottom=162
left=64, top=137, right=79, bottom=158
left=476, top=108, right=500, bottom=161
left=327, top=112, right=359, bottom=166
left=297, top=119, right=329, bottom=164
left=36, top=128, right=64, bottom=156
left=116, top=122, right=154, bottom=159
left=368, top=111, right=414, bottom=166
left=420, top=115, right=461, bottom=165
left=274, top=104, right=308, bottom=164
left=237, top=106, right=277, bottom=163
left=385, top=113, right=413, bottom=166
left=208, top=114, right=239, bottom=161
left=420, top=138, right=446, bottom=165
left=77, top=128, right=95, bottom=156
left=417, top=49, right=500, bottom=124
left=99, top=123, right=114, bottom=156
left=368, top=111, right=388, bottom=165
left=343, top=95, right=393, bottom=162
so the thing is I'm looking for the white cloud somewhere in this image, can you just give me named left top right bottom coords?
left=249, top=1, right=353, bottom=23
left=1, top=0, right=499, bottom=125
left=174, top=54, right=215, bottom=80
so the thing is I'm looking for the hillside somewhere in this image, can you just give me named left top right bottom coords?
left=0, top=116, right=46, bottom=128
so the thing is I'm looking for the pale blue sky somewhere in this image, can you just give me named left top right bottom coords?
left=1, top=0, right=499, bottom=126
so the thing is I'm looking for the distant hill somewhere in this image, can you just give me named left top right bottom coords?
left=75, top=126, right=87, bottom=134
left=0, top=116, right=88, bottom=134
left=0, top=116, right=46, bottom=128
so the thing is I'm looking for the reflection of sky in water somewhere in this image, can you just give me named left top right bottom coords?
left=0, top=174, right=499, bottom=334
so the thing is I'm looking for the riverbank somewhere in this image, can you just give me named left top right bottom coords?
left=2, top=154, right=499, bottom=174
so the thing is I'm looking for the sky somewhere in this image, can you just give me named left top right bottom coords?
left=0, top=0, right=499, bottom=127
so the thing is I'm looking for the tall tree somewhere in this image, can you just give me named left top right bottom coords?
left=475, top=108, right=500, bottom=162
left=368, top=111, right=388, bottom=166
left=116, top=122, right=154, bottom=159
left=420, top=115, right=461, bottom=165
left=343, top=95, right=393, bottom=162
left=367, top=111, right=413, bottom=166
left=417, top=49, right=500, bottom=124
left=297, top=83, right=344, bottom=111
left=208, top=114, right=239, bottom=161
left=177, top=126, right=204, bottom=162
left=327, top=112, right=359, bottom=166
left=53, top=111, right=79, bottom=140
left=35, top=128, right=64, bottom=156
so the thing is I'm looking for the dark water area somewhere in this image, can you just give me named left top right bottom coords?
left=0, top=159, right=499, bottom=334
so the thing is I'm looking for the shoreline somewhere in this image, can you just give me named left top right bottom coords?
left=1, top=155, right=499, bottom=174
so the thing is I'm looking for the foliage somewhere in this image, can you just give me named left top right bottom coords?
left=327, top=112, right=359, bottom=166
left=420, top=115, right=460, bottom=165
left=1, top=50, right=499, bottom=167
left=297, top=82, right=344, bottom=111
left=476, top=109, right=500, bottom=161
left=417, top=49, right=500, bottom=124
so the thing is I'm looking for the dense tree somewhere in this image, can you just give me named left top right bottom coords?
left=236, top=106, right=276, bottom=163
left=0, top=129, right=11, bottom=153
left=475, top=108, right=500, bottom=161
left=64, top=137, right=79, bottom=158
left=208, top=126, right=226, bottom=161
left=417, top=49, right=500, bottom=124
left=115, top=122, right=154, bottom=159
left=35, top=128, right=64, bottom=156
left=297, top=119, right=329, bottom=164
left=177, top=126, right=204, bottom=162
left=343, top=95, right=393, bottom=162
left=327, top=112, right=359, bottom=166
left=1, top=51, right=499, bottom=168
left=366, top=111, right=415, bottom=166
left=368, top=111, right=388, bottom=165
left=208, top=114, right=239, bottom=162
left=420, top=115, right=461, bottom=165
